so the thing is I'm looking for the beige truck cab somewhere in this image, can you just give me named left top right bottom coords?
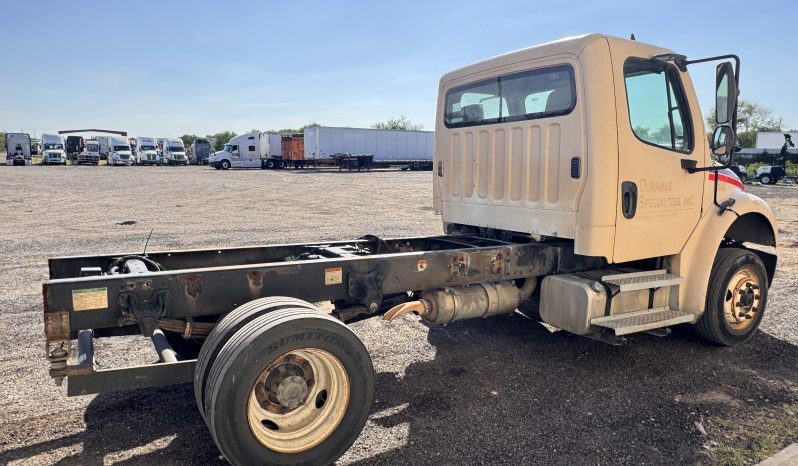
left=432, top=33, right=777, bottom=345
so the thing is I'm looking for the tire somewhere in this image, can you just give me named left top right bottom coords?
left=204, top=308, right=373, bottom=466
left=194, top=297, right=319, bottom=419
left=278, top=161, right=286, bottom=169
left=221, top=160, right=231, bottom=170
left=695, top=248, right=768, bottom=346
left=266, top=160, right=276, bottom=169
left=760, top=175, right=771, bottom=185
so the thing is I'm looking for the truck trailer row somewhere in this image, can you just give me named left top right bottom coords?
left=208, top=126, right=435, bottom=171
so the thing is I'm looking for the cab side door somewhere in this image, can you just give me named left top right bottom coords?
left=612, top=50, right=705, bottom=263
left=229, top=144, right=242, bottom=167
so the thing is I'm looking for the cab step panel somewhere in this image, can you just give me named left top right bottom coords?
left=590, top=307, right=693, bottom=335
left=601, top=269, right=683, bottom=292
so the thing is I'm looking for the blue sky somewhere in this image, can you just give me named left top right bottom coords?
left=1, top=0, right=795, bottom=138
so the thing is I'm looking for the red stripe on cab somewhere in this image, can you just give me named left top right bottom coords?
left=708, top=172, right=745, bottom=190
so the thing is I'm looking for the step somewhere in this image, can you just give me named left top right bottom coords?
left=591, top=308, right=694, bottom=336
left=601, top=269, right=682, bottom=292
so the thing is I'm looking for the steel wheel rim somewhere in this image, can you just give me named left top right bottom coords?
left=247, top=348, right=350, bottom=453
left=723, top=267, right=761, bottom=332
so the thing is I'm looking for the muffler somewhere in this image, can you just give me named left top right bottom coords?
left=384, top=281, right=522, bottom=325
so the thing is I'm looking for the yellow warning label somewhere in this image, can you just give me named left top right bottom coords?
left=72, top=287, right=108, bottom=311
left=324, top=267, right=343, bottom=286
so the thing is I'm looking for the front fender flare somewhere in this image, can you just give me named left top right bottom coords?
left=671, top=191, right=778, bottom=317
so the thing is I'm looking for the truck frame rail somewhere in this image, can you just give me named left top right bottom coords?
left=43, top=234, right=596, bottom=395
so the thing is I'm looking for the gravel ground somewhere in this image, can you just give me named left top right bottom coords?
left=0, top=165, right=796, bottom=465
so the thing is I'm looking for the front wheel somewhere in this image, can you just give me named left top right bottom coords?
left=760, top=175, right=771, bottom=185
left=695, top=248, right=768, bottom=346
left=204, top=308, right=374, bottom=465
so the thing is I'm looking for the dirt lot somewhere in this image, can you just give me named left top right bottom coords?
left=0, top=165, right=796, bottom=465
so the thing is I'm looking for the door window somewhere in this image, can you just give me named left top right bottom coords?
left=624, top=58, right=692, bottom=152
left=231, top=144, right=239, bottom=155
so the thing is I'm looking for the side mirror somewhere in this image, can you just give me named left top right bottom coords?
left=711, top=126, right=734, bottom=157
left=715, top=62, right=736, bottom=125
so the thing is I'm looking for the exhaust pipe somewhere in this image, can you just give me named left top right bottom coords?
left=384, top=281, right=523, bottom=325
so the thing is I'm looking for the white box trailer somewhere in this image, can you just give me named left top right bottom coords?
left=303, top=126, right=434, bottom=163
left=756, top=131, right=798, bottom=149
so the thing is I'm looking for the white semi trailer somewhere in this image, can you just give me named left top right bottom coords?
left=4, top=133, right=32, bottom=166
left=304, top=126, right=434, bottom=169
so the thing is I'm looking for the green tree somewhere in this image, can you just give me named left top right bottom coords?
left=210, top=131, right=238, bottom=151
left=705, top=100, right=781, bottom=148
left=371, top=116, right=424, bottom=131
left=179, top=134, right=198, bottom=147
left=0, top=132, right=5, bottom=154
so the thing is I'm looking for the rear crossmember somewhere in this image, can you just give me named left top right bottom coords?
left=43, top=234, right=598, bottom=395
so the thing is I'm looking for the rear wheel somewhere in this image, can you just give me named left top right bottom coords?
left=695, top=248, right=768, bottom=345
left=204, top=308, right=373, bottom=465
left=760, top=175, right=771, bottom=185
left=266, top=160, right=276, bottom=169
left=194, top=297, right=319, bottom=419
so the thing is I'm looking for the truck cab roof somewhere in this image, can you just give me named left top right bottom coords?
left=440, top=33, right=672, bottom=86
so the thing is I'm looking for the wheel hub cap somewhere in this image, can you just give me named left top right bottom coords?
left=724, top=268, right=761, bottom=331
left=247, top=348, right=350, bottom=453
left=275, top=375, right=308, bottom=409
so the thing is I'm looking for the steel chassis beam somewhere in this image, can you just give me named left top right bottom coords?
left=42, top=235, right=595, bottom=394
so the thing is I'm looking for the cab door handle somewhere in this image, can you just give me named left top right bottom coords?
left=621, top=181, right=638, bottom=219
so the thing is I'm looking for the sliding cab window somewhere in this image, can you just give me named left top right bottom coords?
left=624, top=58, right=693, bottom=152
left=444, top=64, right=576, bottom=128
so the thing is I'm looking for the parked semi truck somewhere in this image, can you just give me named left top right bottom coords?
left=95, top=136, right=110, bottom=160
left=136, top=137, right=160, bottom=165
left=41, top=35, right=777, bottom=465
left=77, top=140, right=100, bottom=165
left=106, top=136, right=134, bottom=166
left=40, top=133, right=67, bottom=165
left=162, top=138, right=187, bottom=165
left=190, top=138, right=211, bottom=165
left=65, top=136, right=85, bottom=161
left=209, top=132, right=281, bottom=169
left=4, top=132, right=32, bottom=165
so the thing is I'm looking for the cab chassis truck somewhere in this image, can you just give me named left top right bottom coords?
left=42, top=35, right=778, bottom=465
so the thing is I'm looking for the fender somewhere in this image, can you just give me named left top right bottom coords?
left=670, top=190, right=778, bottom=318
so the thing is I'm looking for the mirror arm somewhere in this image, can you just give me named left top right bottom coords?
left=681, top=162, right=732, bottom=174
